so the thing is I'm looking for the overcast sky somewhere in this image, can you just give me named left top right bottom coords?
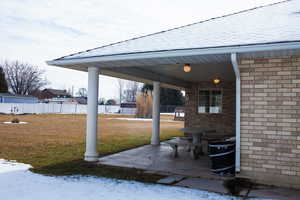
left=0, top=0, right=279, bottom=99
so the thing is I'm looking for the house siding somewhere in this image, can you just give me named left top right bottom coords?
left=2, top=97, right=38, bottom=104
left=185, top=81, right=235, bottom=135
left=238, top=56, right=300, bottom=189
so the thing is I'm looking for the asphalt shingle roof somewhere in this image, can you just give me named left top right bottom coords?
left=57, top=0, right=300, bottom=61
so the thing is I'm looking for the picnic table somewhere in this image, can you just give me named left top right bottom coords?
left=180, top=127, right=216, bottom=143
left=165, top=127, right=216, bottom=159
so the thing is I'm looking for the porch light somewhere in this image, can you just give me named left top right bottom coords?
left=212, top=77, right=221, bottom=85
left=183, top=63, right=191, bottom=72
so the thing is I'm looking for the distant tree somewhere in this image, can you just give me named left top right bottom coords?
left=141, top=84, right=184, bottom=105
left=0, top=67, right=8, bottom=93
left=141, top=84, right=153, bottom=95
left=1, top=60, right=47, bottom=95
left=117, top=79, right=126, bottom=104
left=67, top=87, right=74, bottom=97
left=99, top=98, right=106, bottom=105
left=160, top=87, right=184, bottom=105
left=106, top=99, right=117, bottom=105
left=124, top=81, right=140, bottom=102
left=77, top=88, right=87, bottom=98
left=135, top=94, right=152, bottom=118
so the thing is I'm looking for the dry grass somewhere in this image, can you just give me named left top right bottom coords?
left=0, top=114, right=183, bottom=181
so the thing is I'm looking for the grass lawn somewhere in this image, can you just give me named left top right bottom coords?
left=0, top=114, right=183, bottom=182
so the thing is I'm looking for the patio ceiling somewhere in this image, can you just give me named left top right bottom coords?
left=101, top=62, right=235, bottom=86
left=50, top=53, right=236, bottom=89
left=47, top=46, right=300, bottom=89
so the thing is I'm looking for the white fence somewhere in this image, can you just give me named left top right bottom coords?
left=0, top=103, right=122, bottom=114
left=120, top=107, right=137, bottom=115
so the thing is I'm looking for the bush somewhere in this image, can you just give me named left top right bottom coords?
left=11, top=118, right=20, bottom=123
left=135, top=94, right=152, bottom=118
left=223, top=178, right=252, bottom=196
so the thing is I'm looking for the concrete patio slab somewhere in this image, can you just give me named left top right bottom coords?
left=175, top=178, right=228, bottom=194
left=98, top=142, right=300, bottom=199
left=157, top=175, right=186, bottom=184
left=99, top=142, right=227, bottom=180
left=248, top=187, right=300, bottom=200
left=143, top=170, right=172, bottom=176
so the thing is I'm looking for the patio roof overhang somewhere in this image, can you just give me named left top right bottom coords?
left=47, top=41, right=300, bottom=89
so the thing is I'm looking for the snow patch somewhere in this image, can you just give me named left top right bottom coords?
left=0, top=159, right=262, bottom=200
left=3, top=121, right=28, bottom=124
left=0, top=159, right=31, bottom=173
left=160, top=113, right=175, bottom=115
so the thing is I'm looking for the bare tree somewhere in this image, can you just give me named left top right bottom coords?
left=1, top=60, right=47, bottom=95
left=77, top=88, right=87, bottom=97
left=99, top=97, right=106, bottom=105
left=117, top=79, right=126, bottom=104
left=0, top=67, right=8, bottom=93
left=124, top=81, right=140, bottom=102
left=117, top=79, right=140, bottom=103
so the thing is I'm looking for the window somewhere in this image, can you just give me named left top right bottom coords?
left=198, top=90, right=222, bottom=114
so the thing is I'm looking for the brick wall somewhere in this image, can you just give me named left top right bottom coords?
left=238, top=56, right=300, bottom=189
left=185, top=81, right=235, bottom=135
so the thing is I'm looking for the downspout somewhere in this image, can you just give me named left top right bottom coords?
left=231, top=53, right=241, bottom=173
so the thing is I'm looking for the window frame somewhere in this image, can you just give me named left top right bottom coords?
left=197, top=88, right=223, bottom=114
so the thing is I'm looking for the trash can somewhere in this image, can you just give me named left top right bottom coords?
left=208, top=141, right=235, bottom=176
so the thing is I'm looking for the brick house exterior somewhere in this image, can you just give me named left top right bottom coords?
left=48, top=0, right=300, bottom=190
left=238, top=56, right=300, bottom=188
left=184, top=56, right=300, bottom=188
left=185, top=82, right=236, bottom=136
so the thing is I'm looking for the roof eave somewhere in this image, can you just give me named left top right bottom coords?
left=46, top=41, right=300, bottom=66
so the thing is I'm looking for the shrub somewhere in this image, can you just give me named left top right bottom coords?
left=223, top=178, right=252, bottom=196
left=135, top=94, right=152, bottom=118
left=11, top=118, right=20, bottom=123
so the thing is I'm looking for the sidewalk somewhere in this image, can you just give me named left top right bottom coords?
left=156, top=175, right=300, bottom=200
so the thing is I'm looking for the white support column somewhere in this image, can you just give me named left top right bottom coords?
left=84, top=66, right=99, bottom=162
left=231, top=53, right=241, bottom=173
left=151, top=81, right=160, bottom=145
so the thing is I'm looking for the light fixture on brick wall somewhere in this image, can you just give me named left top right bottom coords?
left=212, top=77, right=221, bottom=85
left=183, top=63, right=191, bottom=72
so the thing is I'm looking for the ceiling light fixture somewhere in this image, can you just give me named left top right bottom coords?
left=212, top=77, right=221, bottom=85
left=183, top=63, right=191, bottom=72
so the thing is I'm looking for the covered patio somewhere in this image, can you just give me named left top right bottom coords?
left=47, top=51, right=240, bottom=178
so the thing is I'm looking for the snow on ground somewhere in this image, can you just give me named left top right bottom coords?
left=160, top=113, right=175, bottom=115
left=107, top=118, right=179, bottom=123
left=0, top=159, right=267, bottom=200
left=3, top=122, right=28, bottom=124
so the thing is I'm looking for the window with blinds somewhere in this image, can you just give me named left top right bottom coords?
left=198, top=90, right=222, bottom=114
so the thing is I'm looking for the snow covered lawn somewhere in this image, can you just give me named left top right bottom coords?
left=0, top=159, right=260, bottom=200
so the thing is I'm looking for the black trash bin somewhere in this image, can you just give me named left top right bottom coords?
left=209, top=141, right=235, bottom=176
